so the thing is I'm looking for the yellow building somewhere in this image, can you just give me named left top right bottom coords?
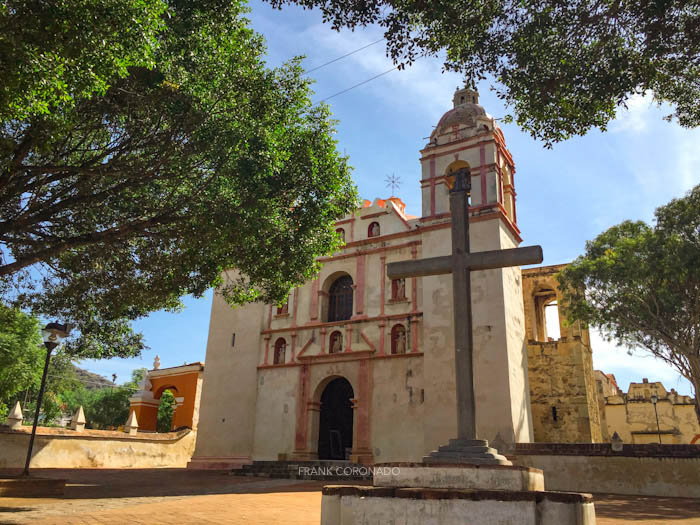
left=603, top=378, right=700, bottom=444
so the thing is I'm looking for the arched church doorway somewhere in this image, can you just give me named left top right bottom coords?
left=318, top=377, right=354, bottom=460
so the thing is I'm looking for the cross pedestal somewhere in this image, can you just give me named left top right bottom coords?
left=387, top=168, right=543, bottom=465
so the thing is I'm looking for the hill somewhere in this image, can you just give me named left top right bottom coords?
left=71, top=365, right=114, bottom=390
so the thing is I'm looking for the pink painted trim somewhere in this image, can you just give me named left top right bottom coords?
left=345, top=325, right=353, bottom=352
left=350, top=211, right=355, bottom=242
left=430, top=156, right=436, bottom=216
left=267, top=305, right=273, bottom=330
left=296, top=337, right=313, bottom=359
left=380, top=256, right=386, bottom=316
left=294, top=365, right=310, bottom=451
left=320, top=328, right=327, bottom=354
left=294, top=349, right=375, bottom=365
left=420, top=135, right=494, bottom=158
left=309, top=278, right=319, bottom=320
left=355, top=359, right=371, bottom=453
left=356, top=254, right=366, bottom=315
left=511, top=170, right=518, bottom=226
left=319, top=240, right=421, bottom=261
left=411, top=318, right=419, bottom=353
left=262, top=312, right=423, bottom=335
left=479, top=143, right=487, bottom=205
left=390, top=204, right=412, bottom=230
left=293, top=288, right=299, bottom=326
left=291, top=333, right=297, bottom=362
left=259, top=350, right=422, bottom=369
left=378, top=323, right=386, bottom=356
left=263, top=336, right=271, bottom=365
left=360, top=331, right=376, bottom=352
left=411, top=247, right=418, bottom=312
left=420, top=164, right=500, bottom=187
left=360, top=210, right=390, bottom=220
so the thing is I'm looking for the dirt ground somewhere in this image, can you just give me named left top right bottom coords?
left=1, top=468, right=699, bottom=524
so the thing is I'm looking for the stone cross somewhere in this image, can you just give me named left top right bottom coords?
left=387, top=168, right=543, bottom=464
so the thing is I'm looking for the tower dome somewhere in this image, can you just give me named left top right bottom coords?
left=429, top=86, right=491, bottom=145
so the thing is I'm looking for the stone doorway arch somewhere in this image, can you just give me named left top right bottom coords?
left=317, top=377, right=354, bottom=460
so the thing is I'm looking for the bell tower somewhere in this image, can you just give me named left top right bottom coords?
left=418, top=86, right=533, bottom=450
left=419, top=86, right=519, bottom=239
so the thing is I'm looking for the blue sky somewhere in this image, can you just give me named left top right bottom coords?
left=79, top=0, right=699, bottom=396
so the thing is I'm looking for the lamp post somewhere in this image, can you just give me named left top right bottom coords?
left=23, top=321, right=70, bottom=476
left=650, top=393, right=662, bottom=444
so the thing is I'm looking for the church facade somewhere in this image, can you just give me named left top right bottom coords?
left=189, top=88, right=594, bottom=469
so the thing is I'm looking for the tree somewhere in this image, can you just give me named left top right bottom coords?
left=1, top=0, right=357, bottom=358
left=267, top=0, right=700, bottom=145
left=558, top=184, right=700, bottom=422
left=61, top=369, right=146, bottom=429
left=0, top=0, right=167, bottom=122
left=157, top=389, right=176, bottom=432
left=0, top=304, right=43, bottom=418
left=0, top=305, right=84, bottom=425
left=87, top=387, right=132, bottom=429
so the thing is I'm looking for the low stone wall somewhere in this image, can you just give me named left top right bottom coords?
left=512, top=443, right=700, bottom=498
left=0, top=426, right=195, bottom=469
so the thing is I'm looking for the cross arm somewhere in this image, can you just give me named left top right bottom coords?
left=468, top=245, right=543, bottom=271
left=386, top=245, right=543, bottom=280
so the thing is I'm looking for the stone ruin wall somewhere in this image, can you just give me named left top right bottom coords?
left=522, top=265, right=603, bottom=443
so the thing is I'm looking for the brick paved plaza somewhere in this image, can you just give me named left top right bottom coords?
left=1, top=469, right=699, bottom=524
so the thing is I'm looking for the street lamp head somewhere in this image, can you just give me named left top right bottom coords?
left=41, top=321, right=71, bottom=351
left=650, top=393, right=659, bottom=404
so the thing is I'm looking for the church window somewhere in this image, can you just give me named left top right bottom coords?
left=391, top=324, right=407, bottom=354
left=328, top=275, right=353, bottom=322
left=391, top=278, right=406, bottom=301
left=551, top=406, right=558, bottom=422
left=336, top=228, right=345, bottom=243
left=276, top=298, right=289, bottom=316
left=329, top=331, right=343, bottom=354
left=368, top=222, right=380, bottom=237
left=273, top=338, right=286, bottom=364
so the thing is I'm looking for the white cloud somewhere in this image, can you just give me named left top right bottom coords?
left=590, top=328, right=694, bottom=395
left=610, top=93, right=656, bottom=134
left=301, top=23, right=463, bottom=118
left=673, top=130, right=700, bottom=192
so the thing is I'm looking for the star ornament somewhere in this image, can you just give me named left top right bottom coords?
left=385, top=173, right=401, bottom=196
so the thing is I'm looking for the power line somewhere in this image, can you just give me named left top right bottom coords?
left=320, top=66, right=399, bottom=102
left=306, top=38, right=384, bottom=74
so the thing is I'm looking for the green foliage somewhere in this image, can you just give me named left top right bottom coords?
left=0, top=304, right=43, bottom=410
left=157, top=389, right=175, bottom=433
left=268, top=0, right=700, bottom=145
left=558, top=184, right=700, bottom=418
left=59, top=383, right=93, bottom=420
left=1, top=0, right=358, bottom=359
left=39, top=392, right=63, bottom=425
left=125, top=368, right=149, bottom=390
left=85, top=387, right=132, bottom=429
left=0, top=0, right=167, bottom=121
